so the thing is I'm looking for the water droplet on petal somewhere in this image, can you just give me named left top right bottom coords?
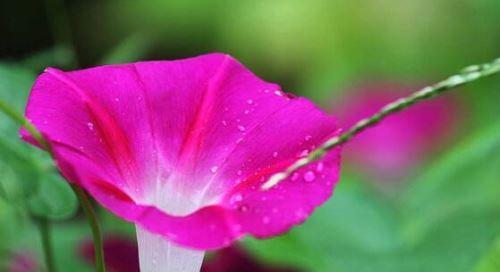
left=237, top=170, right=243, bottom=176
left=316, top=162, right=324, bottom=172
left=244, top=109, right=250, bottom=114
left=264, top=89, right=270, bottom=93
left=246, top=99, right=254, bottom=105
left=114, top=97, right=120, bottom=102
left=237, top=125, right=246, bottom=132
left=272, top=151, right=279, bottom=158
left=262, top=216, right=270, bottom=224
left=239, top=204, right=249, bottom=212
left=222, top=120, right=228, bottom=126
left=291, top=173, right=300, bottom=181
left=299, top=149, right=309, bottom=157
left=210, top=166, right=218, bottom=173
left=87, top=122, right=94, bottom=130
left=274, top=90, right=283, bottom=96
left=230, top=193, right=243, bottom=204
left=304, top=135, right=312, bottom=141
left=295, top=209, right=308, bottom=220
left=304, top=171, right=316, bottom=182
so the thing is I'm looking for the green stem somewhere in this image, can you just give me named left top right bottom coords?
left=0, top=100, right=48, bottom=151
left=0, top=102, right=106, bottom=271
left=0, top=180, right=8, bottom=201
left=37, top=217, right=56, bottom=272
left=72, top=185, right=106, bottom=272
left=262, top=57, right=500, bottom=189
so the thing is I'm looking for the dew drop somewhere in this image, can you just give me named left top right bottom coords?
left=295, top=209, right=307, bottom=220
left=237, top=170, right=243, bottom=176
left=230, top=193, right=243, bottom=204
left=262, top=216, right=270, bottom=224
left=210, top=166, right=218, bottom=173
left=274, top=90, right=283, bottom=96
left=246, top=99, right=254, bottom=105
left=299, top=149, right=309, bottom=157
left=222, top=120, right=228, bottom=126
left=244, top=109, right=250, bottom=114
left=87, top=122, right=94, bottom=130
left=291, top=173, right=300, bottom=181
left=304, top=135, right=312, bottom=141
left=316, top=162, right=324, bottom=172
left=114, top=97, right=120, bottom=102
left=304, top=171, right=316, bottom=182
left=236, top=138, right=244, bottom=144
left=237, top=125, right=246, bottom=132
left=272, top=151, right=279, bottom=158
left=263, top=89, right=270, bottom=93
left=239, top=204, right=249, bottom=212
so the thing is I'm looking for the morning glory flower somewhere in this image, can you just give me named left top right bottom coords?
left=21, top=53, right=340, bottom=271
left=334, top=82, right=457, bottom=179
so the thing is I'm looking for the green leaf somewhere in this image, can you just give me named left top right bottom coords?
left=0, top=62, right=77, bottom=220
left=474, top=236, right=500, bottom=272
left=28, top=172, right=78, bottom=220
left=402, top=119, right=500, bottom=242
left=0, top=63, right=41, bottom=201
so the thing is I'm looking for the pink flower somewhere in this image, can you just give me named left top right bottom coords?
left=79, top=235, right=139, bottom=272
left=7, top=251, right=38, bottom=272
left=22, top=54, right=340, bottom=270
left=334, top=82, right=457, bottom=179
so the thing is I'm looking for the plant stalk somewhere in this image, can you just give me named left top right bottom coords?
left=72, top=185, right=106, bottom=272
left=37, top=217, right=56, bottom=272
left=262, top=57, right=500, bottom=189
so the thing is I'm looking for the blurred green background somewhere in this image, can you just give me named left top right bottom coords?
left=1, top=0, right=499, bottom=271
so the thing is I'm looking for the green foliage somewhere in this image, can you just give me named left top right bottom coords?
left=0, top=63, right=77, bottom=220
left=28, top=173, right=78, bottom=220
left=244, top=119, right=500, bottom=272
left=474, top=236, right=500, bottom=272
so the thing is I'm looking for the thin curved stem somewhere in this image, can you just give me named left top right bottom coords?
left=37, top=217, right=56, bottom=272
left=72, top=185, right=106, bottom=272
left=262, top=57, right=500, bottom=189
left=0, top=100, right=48, bottom=150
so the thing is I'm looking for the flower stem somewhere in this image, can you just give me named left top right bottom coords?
left=0, top=100, right=48, bottom=151
left=262, top=57, right=500, bottom=189
left=37, top=217, right=56, bottom=272
left=0, top=102, right=106, bottom=271
left=72, top=185, right=106, bottom=272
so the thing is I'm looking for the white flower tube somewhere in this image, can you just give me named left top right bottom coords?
left=136, top=227, right=205, bottom=272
